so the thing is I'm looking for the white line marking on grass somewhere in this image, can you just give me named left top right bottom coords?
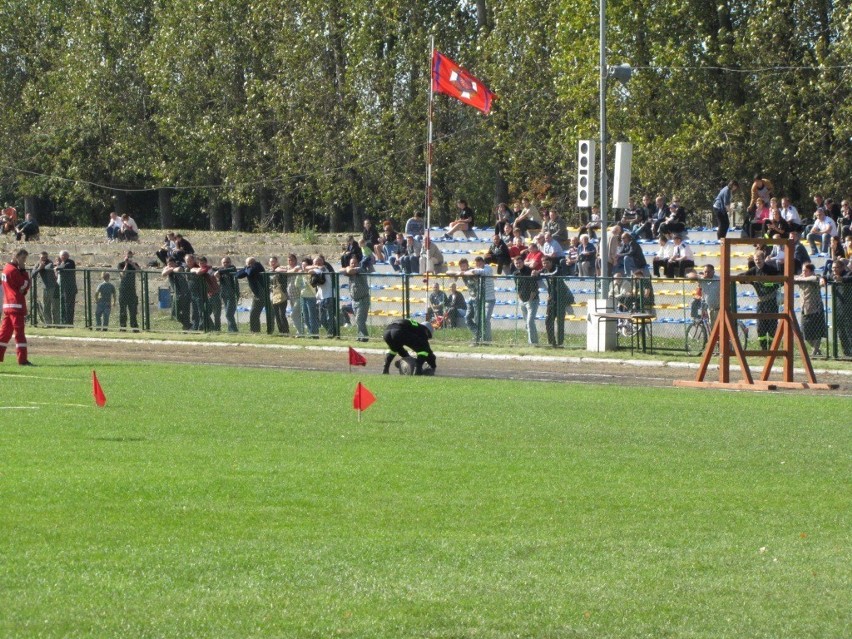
left=0, top=406, right=39, bottom=410
left=0, top=373, right=78, bottom=381
left=28, top=402, right=90, bottom=408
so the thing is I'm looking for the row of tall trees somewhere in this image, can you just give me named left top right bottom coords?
left=2, top=0, right=851, bottom=231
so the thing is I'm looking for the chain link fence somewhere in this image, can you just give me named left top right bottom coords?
left=18, top=267, right=852, bottom=360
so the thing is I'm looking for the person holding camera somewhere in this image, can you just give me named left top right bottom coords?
left=117, top=250, right=140, bottom=330
left=31, top=251, right=59, bottom=324
left=235, top=257, right=266, bottom=333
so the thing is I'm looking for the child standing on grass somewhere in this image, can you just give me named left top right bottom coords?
left=95, top=272, right=117, bottom=330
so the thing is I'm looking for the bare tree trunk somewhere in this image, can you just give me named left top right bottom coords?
left=281, top=192, right=294, bottom=233
left=158, top=188, right=174, bottom=229
left=231, top=201, right=244, bottom=232
left=258, top=188, right=271, bottom=229
left=494, top=170, right=509, bottom=207
left=210, top=200, right=226, bottom=231
left=23, top=195, right=39, bottom=218
left=114, top=192, right=129, bottom=216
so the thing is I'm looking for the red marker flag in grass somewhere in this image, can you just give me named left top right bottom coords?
left=348, top=346, right=367, bottom=367
left=353, top=382, right=376, bottom=422
left=432, top=50, right=496, bottom=115
left=92, top=370, right=107, bottom=407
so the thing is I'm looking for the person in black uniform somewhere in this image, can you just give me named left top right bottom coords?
left=382, top=318, right=437, bottom=375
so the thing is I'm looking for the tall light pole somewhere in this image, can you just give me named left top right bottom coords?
left=599, top=0, right=609, bottom=288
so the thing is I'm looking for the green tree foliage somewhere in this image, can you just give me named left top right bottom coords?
left=1, top=0, right=851, bottom=229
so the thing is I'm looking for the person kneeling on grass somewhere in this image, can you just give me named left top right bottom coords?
left=382, top=318, right=436, bottom=376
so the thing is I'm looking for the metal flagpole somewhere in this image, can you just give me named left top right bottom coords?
left=423, top=36, right=436, bottom=315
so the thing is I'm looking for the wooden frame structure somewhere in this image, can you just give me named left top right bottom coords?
left=674, top=238, right=837, bottom=391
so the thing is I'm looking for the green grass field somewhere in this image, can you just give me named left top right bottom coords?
left=1, top=358, right=849, bottom=638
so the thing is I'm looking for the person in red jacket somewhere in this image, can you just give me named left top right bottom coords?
left=1, top=249, right=34, bottom=365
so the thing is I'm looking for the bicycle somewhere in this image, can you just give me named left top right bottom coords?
left=686, top=299, right=748, bottom=355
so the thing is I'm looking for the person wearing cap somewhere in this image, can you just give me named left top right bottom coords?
left=381, top=318, right=436, bottom=375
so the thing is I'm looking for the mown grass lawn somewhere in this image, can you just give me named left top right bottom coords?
left=1, top=359, right=848, bottom=638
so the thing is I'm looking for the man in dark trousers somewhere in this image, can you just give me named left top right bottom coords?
left=382, top=318, right=436, bottom=375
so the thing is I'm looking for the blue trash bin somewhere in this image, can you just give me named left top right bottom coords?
left=158, top=288, right=172, bottom=309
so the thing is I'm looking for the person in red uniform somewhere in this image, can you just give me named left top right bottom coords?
left=1, top=249, right=34, bottom=365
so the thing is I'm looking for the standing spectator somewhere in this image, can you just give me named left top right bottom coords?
left=14, top=213, right=39, bottom=241
left=746, top=250, right=781, bottom=350
left=0, top=248, right=33, bottom=365
left=31, top=251, right=59, bottom=325
left=235, top=257, right=267, bottom=333
left=216, top=256, right=239, bottom=332
left=55, top=250, right=77, bottom=325
left=106, top=212, right=122, bottom=241
left=825, top=260, right=852, bottom=356
left=184, top=254, right=204, bottom=330
left=310, top=255, right=337, bottom=337
left=268, top=256, right=290, bottom=335
left=117, top=250, right=140, bottom=331
left=297, top=257, right=319, bottom=337
left=541, top=255, right=573, bottom=348
left=443, top=199, right=475, bottom=239
left=342, top=256, right=371, bottom=342
left=795, top=262, right=827, bottom=357
left=664, top=235, right=694, bottom=278
left=162, top=258, right=191, bottom=330
left=449, top=256, right=495, bottom=344
left=445, top=282, right=466, bottom=328
left=712, top=180, right=739, bottom=239
left=807, top=209, right=838, bottom=255
left=94, top=272, right=117, bottom=331
left=699, top=264, right=721, bottom=329
left=118, top=213, right=139, bottom=241
left=749, top=175, right=774, bottom=213
left=512, top=254, right=539, bottom=345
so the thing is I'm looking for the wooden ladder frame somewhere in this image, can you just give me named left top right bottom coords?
left=674, top=238, right=837, bottom=391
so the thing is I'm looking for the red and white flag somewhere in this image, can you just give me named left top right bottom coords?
left=92, top=370, right=107, bottom=407
left=432, top=50, right=496, bottom=115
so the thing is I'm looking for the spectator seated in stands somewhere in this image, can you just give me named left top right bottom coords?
left=664, top=235, right=694, bottom=278
left=657, top=197, right=688, bottom=237
left=615, top=231, right=648, bottom=275
left=807, top=208, right=838, bottom=255
left=377, top=220, right=398, bottom=262
left=14, top=213, right=39, bottom=241
left=761, top=199, right=790, bottom=239
left=652, top=234, right=674, bottom=277
left=747, top=197, right=770, bottom=238
left=340, top=235, right=363, bottom=268
left=484, top=233, right=511, bottom=275
left=118, top=214, right=139, bottom=241
left=578, top=205, right=601, bottom=239
left=404, top=211, right=425, bottom=239
left=156, top=232, right=177, bottom=265
left=358, top=238, right=376, bottom=272
left=564, top=237, right=580, bottom=276
left=576, top=233, right=596, bottom=277
left=838, top=200, right=852, bottom=238
left=398, top=235, right=421, bottom=274
left=542, top=209, right=569, bottom=247
left=443, top=199, right=476, bottom=239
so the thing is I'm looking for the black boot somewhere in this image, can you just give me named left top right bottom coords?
left=382, top=353, right=394, bottom=374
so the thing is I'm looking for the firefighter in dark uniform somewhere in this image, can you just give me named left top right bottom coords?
left=382, top=318, right=436, bottom=375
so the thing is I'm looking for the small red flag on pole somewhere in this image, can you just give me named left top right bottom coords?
left=348, top=346, right=367, bottom=370
left=92, top=370, right=107, bottom=407
left=353, top=382, right=376, bottom=422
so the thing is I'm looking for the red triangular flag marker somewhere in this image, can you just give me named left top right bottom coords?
left=353, top=382, right=376, bottom=414
left=348, top=346, right=367, bottom=367
left=92, top=370, right=107, bottom=407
